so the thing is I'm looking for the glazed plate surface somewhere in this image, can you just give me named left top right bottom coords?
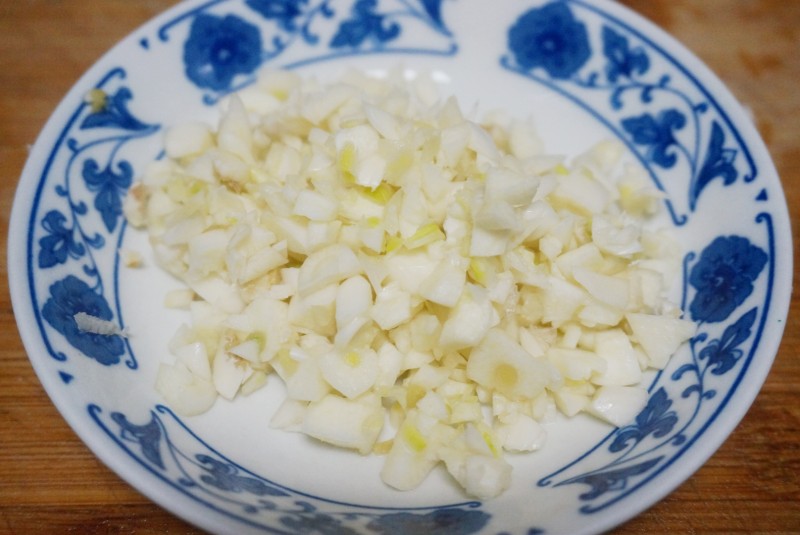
left=8, top=1, right=791, bottom=533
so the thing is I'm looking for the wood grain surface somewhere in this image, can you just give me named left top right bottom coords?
left=1, top=1, right=798, bottom=533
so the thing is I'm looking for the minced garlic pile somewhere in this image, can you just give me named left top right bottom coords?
left=124, top=69, right=695, bottom=498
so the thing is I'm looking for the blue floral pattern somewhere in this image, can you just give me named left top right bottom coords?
left=246, top=0, right=309, bottom=31
left=38, top=210, right=85, bottom=268
left=696, top=308, right=757, bottom=376
left=671, top=307, right=759, bottom=404
left=692, top=122, right=739, bottom=210
left=42, top=276, right=126, bottom=365
left=184, top=13, right=263, bottom=91
left=330, top=0, right=400, bottom=48
left=281, top=512, right=362, bottom=535
left=197, top=455, right=291, bottom=496
left=18, top=1, right=784, bottom=533
left=366, top=508, right=490, bottom=534
left=602, top=26, right=649, bottom=83
left=621, top=109, right=686, bottom=169
left=31, top=69, right=158, bottom=369
left=541, top=228, right=772, bottom=512
left=507, top=2, right=591, bottom=79
left=688, top=236, right=768, bottom=323
left=111, top=412, right=165, bottom=468
left=159, top=0, right=455, bottom=101
left=609, top=388, right=679, bottom=453
left=91, top=405, right=492, bottom=534
left=558, top=457, right=662, bottom=502
left=501, top=2, right=756, bottom=224
left=74, top=86, right=158, bottom=236
left=81, top=158, right=133, bottom=233
left=80, top=87, right=152, bottom=131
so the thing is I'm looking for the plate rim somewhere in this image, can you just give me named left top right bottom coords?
left=7, top=0, right=793, bottom=533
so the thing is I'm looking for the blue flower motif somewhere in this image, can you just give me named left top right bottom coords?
left=246, top=0, right=308, bottom=31
left=330, top=0, right=400, bottom=48
left=699, top=308, right=757, bottom=375
left=621, top=108, right=686, bottom=168
left=610, top=388, right=677, bottom=453
left=183, top=14, right=262, bottom=91
left=112, top=411, right=165, bottom=469
left=80, top=87, right=151, bottom=131
left=367, top=508, right=491, bottom=535
left=38, top=210, right=85, bottom=268
left=507, top=3, right=591, bottom=79
left=602, top=26, right=649, bottom=82
left=82, top=158, right=133, bottom=233
left=280, top=512, right=361, bottom=535
left=41, top=275, right=125, bottom=365
left=196, top=455, right=289, bottom=497
left=558, top=457, right=661, bottom=501
left=691, top=121, right=738, bottom=210
left=418, top=0, right=446, bottom=31
left=689, top=236, right=768, bottom=323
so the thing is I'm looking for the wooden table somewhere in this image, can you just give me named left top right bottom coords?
left=1, top=1, right=798, bottom=533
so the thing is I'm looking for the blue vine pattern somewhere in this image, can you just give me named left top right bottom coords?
left=38, top=210, right=85, bottom=269
left=330, top=0, right=401, bottom=48
left=90, top=404, right=492, bottom=534
left=540, top=225, right=772, bottom=512
left=33, top=69, right=159, bottom=369
left=502, top=7, right=771, bottom=509
left=609, top=388, right=680, bottom=454
left=502, top=0, right=756, bottom=225
left=157, top=0, right=455, bottom=103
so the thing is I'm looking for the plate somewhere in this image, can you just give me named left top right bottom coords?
left=8, top=1, right=791, bottom=533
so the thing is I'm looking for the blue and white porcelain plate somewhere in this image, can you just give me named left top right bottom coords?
left=8, top=1, right=792, bottom=533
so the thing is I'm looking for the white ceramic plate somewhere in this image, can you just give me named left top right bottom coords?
left=8, top=1, right=792, bottom=533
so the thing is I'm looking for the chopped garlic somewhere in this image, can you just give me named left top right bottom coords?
left=128, top=69, right=695, bottom=499
left=164, top=289, right=194, bottom=309
left=73, top=312, right=128, bottom=337
left=119, top=248, right=144, bottom=268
